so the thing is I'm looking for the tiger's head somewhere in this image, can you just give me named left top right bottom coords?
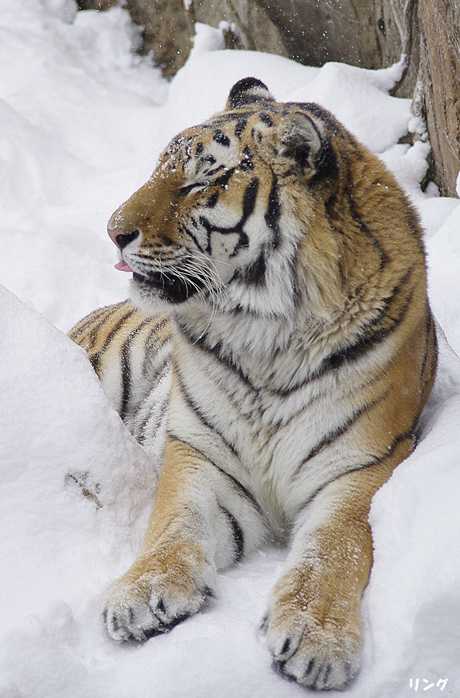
left=108, top=78, right=423, bottom=325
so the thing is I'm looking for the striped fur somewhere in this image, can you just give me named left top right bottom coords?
left=70, top=78, right=437, bottom=690
left=69, top=301, right=172, bottom=456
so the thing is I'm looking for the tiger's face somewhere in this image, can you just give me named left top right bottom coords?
left=108, top=78, right=344, bottom=320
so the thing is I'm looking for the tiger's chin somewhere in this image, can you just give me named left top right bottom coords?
left=130, top=271, right=205, bottom=310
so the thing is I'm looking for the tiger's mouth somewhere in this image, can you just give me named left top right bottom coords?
left=133, top=271, right=205, bottom=303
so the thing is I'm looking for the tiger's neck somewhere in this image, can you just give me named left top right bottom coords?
left=172, top=303, right=332, bottom=393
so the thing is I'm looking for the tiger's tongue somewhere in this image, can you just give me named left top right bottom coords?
left=114, top=261, right=133, bottom=272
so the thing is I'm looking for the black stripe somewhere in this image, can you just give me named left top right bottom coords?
left=89, top=352, right=100, bottom=374
left=259, top=112, right=274, bottom=127
left=182, top=224, right=205, bottom=252
left=142, top=321, right=172, bottom=377
left=294, top=423, right=418, bottom=522
left=242, top=177, right=259, bottom=220
left=215, top=167, right=236, bottom=189
left=138, top=400, right=168, bottom=446
left=213, top=130, right=231, bottom=147
left=136, top=364, right=170, bottom=444
left=168, top=434, right=262, bottom=514
left=88, top=306, right=136, bottom=375
left=265, top=176, right=281, bottom=248
left=418, top=309, right=432, bottom=382
left=142, top=356, right=171, bottom=391
left=285, top=103, right=340, bottom=135
left=326, top=309, right=412, bottom=372
left=239, top=146, right=254, bottom=171
left=205, top=192, right=219, bottom=208
left=234, top=117, right=248, bottom=138
left=68, top=305, right=114, bottom=343
left=311, top=269, right=415, bottom=381
left=365, top=423, right=418, bottom=469
left=419, top=309, right=435, bottom=381
left=196, top=176, right=259, bottom=257
left=291, top=392, right=388, bottom=479
left=200, top=165, right=226, bottom=179
left=347, top=187, right=389, bottom=268
left=175, top=368, right=240, bottom=459
left=137, top=373, right=170, bottom=445
left=419, top=309, right=437, bottom=393
left=119, top=316, right=158, bottom=421
left=428, top=320, right=438, bottom=381
left=229, top=232, right=249, bottom=257
left=119, top=344, right=132, bottom=422
left=218, top=505, right=244, bottom=562
left=71, top=302, right=126, bottom=347
left=240, top=253, right=266, bottom=285
left=196, top=215, right=215, bottom=255
left=175, top=317, right=257, bottom=391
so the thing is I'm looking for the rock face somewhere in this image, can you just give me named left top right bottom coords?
left=77, top=0, right=459, bottom=196
left=255, top=0, right=382, bottom=69
left=124, top=0, right=193, bottom=76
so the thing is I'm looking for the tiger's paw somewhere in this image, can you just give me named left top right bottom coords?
left=104, top=563, right=215, bottom=642
left=261, top=587, right=362, bottom=690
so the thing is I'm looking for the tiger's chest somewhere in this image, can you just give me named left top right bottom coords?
left=166, top=335, right=364, bottom=530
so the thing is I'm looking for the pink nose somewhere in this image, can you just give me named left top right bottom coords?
left=107, top=226, right=140, bottom=249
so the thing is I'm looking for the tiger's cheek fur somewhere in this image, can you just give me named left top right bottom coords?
left=70, top=78, right=437, bottom=691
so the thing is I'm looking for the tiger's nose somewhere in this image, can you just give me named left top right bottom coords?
left=108, top=226, right=140, bottom=249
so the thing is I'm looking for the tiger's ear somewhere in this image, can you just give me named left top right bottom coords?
left=226, top=77, right=275, bottom=109
left=278, top=112, right=329, bottom=176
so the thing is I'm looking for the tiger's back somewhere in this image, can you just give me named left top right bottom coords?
left=70, top=78, right=436, bottom=690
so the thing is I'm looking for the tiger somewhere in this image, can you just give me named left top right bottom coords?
left=69, top=77, right=437, bottom=690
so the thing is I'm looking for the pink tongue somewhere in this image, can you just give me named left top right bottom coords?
left=114, top=261, right=134, bottom=273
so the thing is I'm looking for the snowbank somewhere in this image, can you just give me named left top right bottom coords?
left=1, top=3, right=460, bottom=697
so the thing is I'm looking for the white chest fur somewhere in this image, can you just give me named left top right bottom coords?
left=167, top=320, right=371, bottom=534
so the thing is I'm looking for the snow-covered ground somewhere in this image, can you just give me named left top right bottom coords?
left=1, top=2, right=460, bottom=696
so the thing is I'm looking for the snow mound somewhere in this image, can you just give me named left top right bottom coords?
left=0, top=285, right=158, bottom=632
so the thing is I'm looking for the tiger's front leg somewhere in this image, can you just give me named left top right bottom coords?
left=262, top=439, right=414, bottom=691
left=105, top=436, right=265, bottom=641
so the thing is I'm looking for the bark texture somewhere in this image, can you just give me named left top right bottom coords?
left=418, top=0, right=460, bottom=196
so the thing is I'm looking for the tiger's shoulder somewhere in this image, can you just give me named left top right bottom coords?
left=69, top=300, right=172, bottom=452
left=69, top=300, right=170, bottom=369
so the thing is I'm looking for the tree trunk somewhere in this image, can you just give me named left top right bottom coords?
left=418, top=0, right=460, bottom=196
